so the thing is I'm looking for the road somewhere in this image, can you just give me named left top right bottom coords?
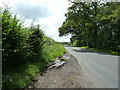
left=65, top=46, right=119, bottom=88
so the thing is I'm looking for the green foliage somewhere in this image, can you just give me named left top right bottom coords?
left=28, top=25, right=45, bottom=60
left=3, top=61, right=46, bottom=88
left=2, top=8, right=28, bottom=67
left=59, top=2, right=120, bottom=52
left=80, top=46, right=120, bottom=55
left=43, top=37, right=66, bottom=62
left=2, top=8, right=66, bottom=88
left=3, top=73, right=28, bottom=88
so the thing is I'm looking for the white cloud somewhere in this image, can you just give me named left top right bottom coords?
left=1, top=0, right=71, bottom=42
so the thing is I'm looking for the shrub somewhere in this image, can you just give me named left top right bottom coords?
left=2, top=7, right=66, bottom=88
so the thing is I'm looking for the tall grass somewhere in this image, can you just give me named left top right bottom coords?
left=44, top=43, right=66, bottom=62
left=3, top=39, right=66, bottom=88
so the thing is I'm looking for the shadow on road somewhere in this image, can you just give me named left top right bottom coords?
left=72, top=48, right=110, bottom=55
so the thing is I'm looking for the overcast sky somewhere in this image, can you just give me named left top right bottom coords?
left=1, top=0, right=71, bottom=42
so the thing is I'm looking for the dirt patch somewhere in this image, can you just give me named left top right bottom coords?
left=27, top=53, right=83, bottom=88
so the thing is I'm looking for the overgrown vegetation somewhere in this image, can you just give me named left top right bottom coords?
left=59, top=2, right=120, bottom=53
left=1, top=7, right=66, bottom=88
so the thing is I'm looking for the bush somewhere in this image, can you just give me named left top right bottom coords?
left=2, top=8, right=28, bottom=68
left=2, top=8, right=66, bottom=88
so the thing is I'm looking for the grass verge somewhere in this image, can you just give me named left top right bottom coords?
left=80, top=46, right=120, bottom=55
left=3, top=43, right=66, bottom=88
left=43, top=43, right=66, bottom=62
left=3, top=61, right=46, bottom=88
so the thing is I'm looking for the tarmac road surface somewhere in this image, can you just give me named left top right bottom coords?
left=65, top=46, right=119, bottom=88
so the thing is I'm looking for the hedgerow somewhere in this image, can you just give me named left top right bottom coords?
left=2, top=7, right=66, bottom=88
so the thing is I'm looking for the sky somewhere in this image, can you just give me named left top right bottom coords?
left=1, top=0, right=71, bottom=42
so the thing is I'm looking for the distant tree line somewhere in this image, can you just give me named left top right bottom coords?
left=59, top=2, right=120, bottom=51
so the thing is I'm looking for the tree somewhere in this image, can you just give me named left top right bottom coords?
left=28, top=25, right=45, bottom=59
left=59, top=2, right=120, bottom=51
left=2, top=8, right=28, bottom=67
